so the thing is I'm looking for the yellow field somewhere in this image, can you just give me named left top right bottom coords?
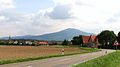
left=0, top=45, right=86, bottom=60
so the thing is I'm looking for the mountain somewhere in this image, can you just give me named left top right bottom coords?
left=11, top=35, right=33, bottom=39
left=0, top=35, right=33, bottom=40
left=1, top=28, right=94, bottom=41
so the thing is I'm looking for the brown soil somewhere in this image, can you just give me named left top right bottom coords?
left=0, top=45, right=83, bottom=60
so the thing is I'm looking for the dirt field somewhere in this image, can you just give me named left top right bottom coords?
left=0, top=45, right=91, bottom=60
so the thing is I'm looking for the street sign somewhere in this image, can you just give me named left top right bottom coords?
left=113, top=40, right=120, bottom=52
left=113, top=40, right=120, bottom=46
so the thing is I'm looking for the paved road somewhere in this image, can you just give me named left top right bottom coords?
left=0, top=49, right=115, bottom=67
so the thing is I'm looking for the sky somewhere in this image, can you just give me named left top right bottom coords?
left=0, top=0, right=120, bottom=37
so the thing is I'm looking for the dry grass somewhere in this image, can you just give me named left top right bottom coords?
left=0, top=45, right=85, bottom=60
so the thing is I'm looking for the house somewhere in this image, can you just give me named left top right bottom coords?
left=34, top=41, right=49, bottom=46
left=13, top=41, right=18, bottom=44
left=25, top=41, right=33, bottom=45
left=82, top=35, right=99, bottom=48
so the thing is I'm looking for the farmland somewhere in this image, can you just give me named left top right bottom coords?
left=0, top=45, right=99, bottom=64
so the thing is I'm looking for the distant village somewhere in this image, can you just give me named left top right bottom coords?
left=0, top=35, right=99, bottom=48
left=0, top=37, right=63, bottom=46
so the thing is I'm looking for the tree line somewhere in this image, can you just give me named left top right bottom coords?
left=97, top=30, right=120, bottom=49
left=62, top=30, right=120, bottom=49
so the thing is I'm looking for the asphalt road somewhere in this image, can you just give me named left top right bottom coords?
left=0, top=49, right=115, bottom=67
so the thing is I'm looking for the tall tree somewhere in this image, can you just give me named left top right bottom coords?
left=117, top=32, right=120, bottom=43
left=71, top=35, right=83, bottom=45
left=97, top=30, right=116, bottom=48
left=62, top=39, right=69, bottom=45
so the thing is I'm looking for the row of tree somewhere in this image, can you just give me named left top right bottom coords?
left=97, top=30, right=116, bottom=49
left=62, top=30, right=120, bottom=49
left=97, top=30, right=120, bottom=49
left=61, top=35, right=83, bottom=46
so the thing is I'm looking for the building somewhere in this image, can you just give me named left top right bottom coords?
left=34, top=41, right=49, bottom=46
left=82, top=35, right=99, bottom=48
left=25, top=41, right=33, bottom=45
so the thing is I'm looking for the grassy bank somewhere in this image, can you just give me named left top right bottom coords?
left=74, top=50, right=120, bottom=67
left=0, top=45, right=99, bottom=65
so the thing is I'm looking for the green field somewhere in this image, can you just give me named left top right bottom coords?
left=74, top=50, right=120, bottom=67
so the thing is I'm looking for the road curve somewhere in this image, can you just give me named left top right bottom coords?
left=0, top=49, right=115, bottom=67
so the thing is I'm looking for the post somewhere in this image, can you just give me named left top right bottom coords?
left=61, top=49, right=64, bottom=55
left=116, top=45, right=117, bottom=53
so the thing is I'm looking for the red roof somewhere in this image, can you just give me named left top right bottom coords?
left=91, top=35, right=97, bottom=42
left=82, top=35, right=97, bottom=44
left=38, top=42, right=48, bottom=45
left=82, top=36, right=90, bottom=44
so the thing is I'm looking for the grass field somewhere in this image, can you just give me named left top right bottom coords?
left=0, top=45, right=99, bottom=65
left=74, top=50, right=120, bottom=67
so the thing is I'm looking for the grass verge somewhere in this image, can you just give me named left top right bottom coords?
left=74, top=50, right=120, bottom=67
left=0, top=47, right=99, bottom=65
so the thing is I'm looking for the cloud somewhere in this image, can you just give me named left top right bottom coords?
left=106, top=12, right=120, bottom=23
left=0, top=0, right=15, bottom=11
left=0, top=16, right=7, bottom=21
left=0, top=12, right=33, bottom=36
left=45, top=4, right=73, bottom=20
left=1, top=0, right=120, bottom=36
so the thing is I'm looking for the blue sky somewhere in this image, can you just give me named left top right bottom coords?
left=0, top=0, right=120, bottom=36
left=15, top=0, right=54, bottom=13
